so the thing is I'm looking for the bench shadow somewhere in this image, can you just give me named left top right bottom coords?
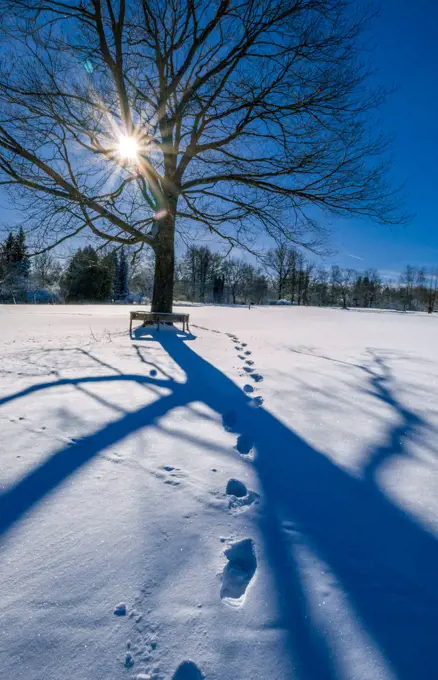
left=0, top=329, right=437, bottom=680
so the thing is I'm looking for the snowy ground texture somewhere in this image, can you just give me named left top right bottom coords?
left=1, top=304, right=438, bottom=680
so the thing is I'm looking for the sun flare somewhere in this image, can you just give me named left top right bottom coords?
left=118, top=135, right=139, bottom=161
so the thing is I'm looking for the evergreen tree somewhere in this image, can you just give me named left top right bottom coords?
left=62, top=246, right=113, bottom=301
left=13, top=227, right=31, bottom=279
left=0, top=229, right=30, bottom=301
left=101, top=251, right=118, bottom=300
left=117, top=247, right=129, bottom=300
left=110, top=251, right=119, bottom=300
left=1, top=233, right=15, bottom=263
left=97, top=252, right=117, bottom=301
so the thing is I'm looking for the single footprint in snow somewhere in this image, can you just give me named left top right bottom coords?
left=165, top=479, right=181, bottom=486
left=243, top=384, right=254, bottom=393
left=222, top=410, right=237, bottom=432
left=114, top=602, right=127, bottom=616
left=238, top=355, right=246, bottom=360
left=156, top=466, right=185, bottom=486
left=226, top=478, right=247, bottom=497
left=244, top=350, right=252, bottom=356
left=250, top=396, right=264, bottom=408
left=226, top=479, right=260, bottom=513
left=246, top=360, right=254, bottom=366
left=173, top=661, right=204, bottom=679
left=234, top=345, right=242, bottom=351
left=235, top=433, right=254, bottom=456
left=250, top=373, right=263, bottom=383
left=243, top=366, right=255, bottom=373
left=241, top=343, right=248, bottom=347
left=220, top=538, right=257, bottom=607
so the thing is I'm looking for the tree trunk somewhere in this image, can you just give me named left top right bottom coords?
left=151, top=213, right=175, bottom=313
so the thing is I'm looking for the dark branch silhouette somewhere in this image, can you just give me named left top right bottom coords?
left=0, top=0, right=407, bottom=310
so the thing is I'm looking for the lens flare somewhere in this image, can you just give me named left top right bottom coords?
left=118, top=135, right=139, bottom=161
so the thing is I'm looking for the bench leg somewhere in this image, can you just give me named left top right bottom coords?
left=129, top=317, right=132, bottom=335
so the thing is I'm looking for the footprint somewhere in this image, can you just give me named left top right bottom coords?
left=220, top=539, right=257, bottom=607
left=229, top=491, right=260, bottom=513
left=250, top=396, right=264, bottom=408
left=226, top=478, right=247, bottom=497
left=241, top=343, right=248, bottom=347
left=234, top=345, right=242, bottom=351
left=173, top=661, right=204, bottom=679
left=155, top=466, right=185, bottom=486
left=226, top=479, right=260, bottom=513
left=124, top=652, right=134, bottom=668
left=223, top=410, right=237, bottom=432
left=114, top=602, right=127, bottom=616
left=243, top=384, right=254, bottom=394
left=243, top=366, right=255, bottom=373
left=245, top=360, right=254, bottom=366
left=235, top=433, right=254, bottom=456
left=244, top=351, right=252, bottom=356
left=250, top=373, right=263, bottom=383
left=238, top=355, right=246, bottom=360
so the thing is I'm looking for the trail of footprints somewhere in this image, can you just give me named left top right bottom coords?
left=118, top=330, right=264, bottom=678
left=219, top=332, right=265, bottom=605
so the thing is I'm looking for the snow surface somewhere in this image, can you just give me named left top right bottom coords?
left=1, top=304, right=438, bottom=680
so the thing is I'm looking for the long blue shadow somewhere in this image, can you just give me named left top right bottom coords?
left=154, top=331, right=438, bottom=680
left=0, top=330, right=437, bottom=680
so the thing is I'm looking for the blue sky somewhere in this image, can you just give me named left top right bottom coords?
left=0, top=1, right=436, bottom=278
left=329, top=0, right=438, bottom=276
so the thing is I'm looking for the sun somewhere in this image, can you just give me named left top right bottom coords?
left=118, top=135, right=139, bottom=161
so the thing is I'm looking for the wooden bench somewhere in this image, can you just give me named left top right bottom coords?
left=129, top=311, right=190, bottom=334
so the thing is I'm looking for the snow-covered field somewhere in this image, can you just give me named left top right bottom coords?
left=1, top=304, right=438, bottom=680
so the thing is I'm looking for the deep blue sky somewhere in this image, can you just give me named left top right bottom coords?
left=0, top=1, right=436, bottom=278
left=330, top=0, right=438, bottom=277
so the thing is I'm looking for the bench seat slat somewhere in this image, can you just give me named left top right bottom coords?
left=129, top=311, right=190, bottom=333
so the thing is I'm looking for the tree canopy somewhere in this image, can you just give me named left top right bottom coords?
left=0, top=0, right=407, bottom=310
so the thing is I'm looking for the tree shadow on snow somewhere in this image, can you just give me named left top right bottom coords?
left=0, top=328, right=437, bottom=679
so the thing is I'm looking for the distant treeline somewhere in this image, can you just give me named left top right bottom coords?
left=1, top=233, right=437, bottom=312
left=177, top=245, right=438, bottom=313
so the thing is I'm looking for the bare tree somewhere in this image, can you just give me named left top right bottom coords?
left=223, top=258, right=247, bottom=304
left=330, top=265, right=355, bottom=308
left=312, top=266, right=330, bottom=306
left=182, top=245, right=221, bottom=301
left=0, top=0, right=406, bottom=311
left=264, top=245, right=296, bottom=300
left=425, top=269, right=438, bottom=314
left=399, top=265, right=417, bottom=311
left=32, top=251, right=62, bottom=289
